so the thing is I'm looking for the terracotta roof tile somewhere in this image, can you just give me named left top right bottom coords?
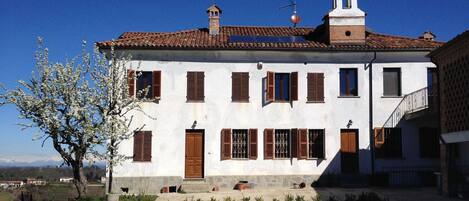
left=97, top=26, right=444, bottom=51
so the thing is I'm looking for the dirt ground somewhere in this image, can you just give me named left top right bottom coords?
left=155, top=187, right=462, bottom=201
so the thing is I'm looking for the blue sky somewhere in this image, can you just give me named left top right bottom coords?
left=0, top=0, right=468, bottom=164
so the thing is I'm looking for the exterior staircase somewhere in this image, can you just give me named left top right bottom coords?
left=179, top=179, right=211, bottom=193
left=375, top=87, right=437, bottom=142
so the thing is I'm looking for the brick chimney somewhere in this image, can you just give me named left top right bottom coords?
left=419, top=31, right=436, bottom=41
left=324, top=0, right=366, bottom=45
left=207, top=4, right=222, bottom=35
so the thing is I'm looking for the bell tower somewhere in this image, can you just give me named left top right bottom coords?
left=207, top=4, right=222, bottom=35
left=325, top=0, right=366, bottom=44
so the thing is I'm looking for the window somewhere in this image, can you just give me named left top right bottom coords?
left=383, top=68, right=401, bottom=96
left=127, top=70, right=161, bottom=99
left=427, top=68, right=437, bottom=96
left=374, top=128, right=402, bottom=159
left=232, top=129, right=248, bottom=158
left=274, top=129, right=291, bottom=158
left=307, top=73, right=325, bottom=102
left=221, top=129, right=258, bottom=160
left=264, top=128, right=325, bottom=160
left=340, top=68, right=358, bottom=96
left=137, top=72, right=153, bottom=99
left=266, top=72, right=298, bottom=102
left=232, top=72, right=249, bottom=102
left=308, top=129, right=325, bottom=159
left=419, top=127, right=440, bottom=158
left=133, top=131, right=152, bottom=162
left=187, top=72, right=204, bottom=101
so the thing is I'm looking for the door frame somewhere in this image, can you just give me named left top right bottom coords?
left=340, top=129, right=359, bottom=174
left=184, top=129, right=205, bottom=179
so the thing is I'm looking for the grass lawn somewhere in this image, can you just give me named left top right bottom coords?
left=0, top=191, right=14, bottom=201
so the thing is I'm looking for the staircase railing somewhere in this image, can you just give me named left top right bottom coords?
left=376, top=87, right=436, bottom=143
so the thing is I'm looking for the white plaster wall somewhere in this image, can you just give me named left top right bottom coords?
left=112, top=51, right=437, bottom=178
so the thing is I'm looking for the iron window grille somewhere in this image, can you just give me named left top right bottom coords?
left=232, top=129, right=249, bottom=159
left=308, top=129, right=325, bottom=159
left=275, top=129, right=291, bottom=158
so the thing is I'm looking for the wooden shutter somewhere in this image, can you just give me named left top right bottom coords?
left=298, top=129, right=308, bottom=159
left=232, top=73, right=240, bottom=101
left=307, top=73, right=324, bottom=102
left=187, top=72, right=195, bottom=101
left=133, top=132, right=143, bottom=161
left=374, top=127, right=385, bottom=146
left=249, top=129, right=258, bottom=160
left=290, top=72, right=298, bottom=101
left=264, top=129, right=274, bottom=159
left=143, top=131, right=152, bottom=161
left=266, top=72, right=275, bottom=102
left=241, top=73, right=249, bottom=101
left=221, top=129, right=232, bottom=160
left=291, top=129, right=298, bottom=158
left=196, top=72, right=204, bottom=101
left=127, top=70, right=135, bottom=97
left=152, top=71, right=161, bottom=99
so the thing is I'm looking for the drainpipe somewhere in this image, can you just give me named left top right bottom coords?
left=366, top=52, right=377, bottom=177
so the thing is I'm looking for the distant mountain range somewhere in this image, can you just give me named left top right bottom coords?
left=0, top=155, right=105, bottom=167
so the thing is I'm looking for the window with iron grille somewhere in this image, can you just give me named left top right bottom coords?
left=232, top=129, right=249, bottom=159
left=274, top=129, right=290, bottom=158
left=308, top=129, right=325, bottom=159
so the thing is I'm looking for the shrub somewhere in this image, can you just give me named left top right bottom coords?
left=223, top=197, right=234, bottom=201
left=311, top=195, right=322, bottom=201
left=210, top=197, right=218, bottom=201
left=76, top=196, right=106, bottom=201
left=119, top=194, right=158, bottom=201
left=254, top=196, right=264, bottom=201
left=294, top=195, right=305, bottom=201
left=284, top=194, right=294, bottom=201
left=242, top=196, right=251, bottom=201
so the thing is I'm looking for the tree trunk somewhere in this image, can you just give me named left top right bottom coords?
left=72, top=162, right=88, bottom=198
left=108, top=154, right=114, bottom=194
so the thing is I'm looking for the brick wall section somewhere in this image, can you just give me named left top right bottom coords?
left=430, top=29, right=469, bottom=196
left=431, top=30, right=469, bottom=134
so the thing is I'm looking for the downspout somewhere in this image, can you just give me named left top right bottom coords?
left=366, top=51, right=377, bottom=177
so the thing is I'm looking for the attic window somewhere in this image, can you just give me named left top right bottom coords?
left=229, top=35, right=307, bottom=43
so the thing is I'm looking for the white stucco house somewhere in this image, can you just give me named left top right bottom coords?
left=97, top=0, right=444, bottom=194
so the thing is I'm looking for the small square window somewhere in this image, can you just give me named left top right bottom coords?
left=274, top=129, right=291, bottom=158
left=232, top=129, right=249, bottom=159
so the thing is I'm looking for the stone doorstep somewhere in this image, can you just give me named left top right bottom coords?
left=179, top=179, right=212, bottom=193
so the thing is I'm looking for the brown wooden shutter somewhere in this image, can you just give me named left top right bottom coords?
left=221, top=129, right=232, bottom=160
left=133, top=132, right=143, bottom=161
left=196, top=72, right=204, bottom=101
left=152, top=71, right=161, bottom=99
left=291, top=129, right=298, bottom=158
left=127, top=70, right=135, bottom=97
left=266, top=72, right=275, bottom=102
left=264, top=129, right=274, bottom=159
left=374, top=127, right=385, bottom=146
left=308, top=73, right=324, bottom=102
left=290, top=72, right=298, bottom=101
left=241, top=73, right=249, bottom=101
left=298, top=129, right=308, bottom=159
left=232, top=73, right=241, bottom=101
left=143, top=131, right=152, bottom=161
left=317, top=73, right=324, bottom=102
left=187, top=72, right=195, bottom=101
left=249, top=129, right=258, bottom=160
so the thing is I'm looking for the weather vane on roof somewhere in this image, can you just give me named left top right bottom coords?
left=280, top=0, right=301, bottom=27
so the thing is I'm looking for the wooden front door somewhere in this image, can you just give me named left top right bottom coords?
left=340, top=129, right=359, bottom=174
left=185, top=130, right=204, bottom=178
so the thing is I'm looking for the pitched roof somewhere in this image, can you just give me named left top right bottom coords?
left=97, top=26, right=444, bottom=51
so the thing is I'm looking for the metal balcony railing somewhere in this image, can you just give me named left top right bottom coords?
left=376, top=87, right=438, bottom=142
